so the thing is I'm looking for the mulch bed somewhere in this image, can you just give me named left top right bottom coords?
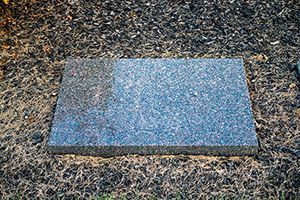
left=0, top=0, right=299, bottom=199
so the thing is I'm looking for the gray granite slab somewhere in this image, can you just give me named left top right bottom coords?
left=48, top=58, right=258, bottom=157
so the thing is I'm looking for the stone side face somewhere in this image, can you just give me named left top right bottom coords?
left=48, top=58, right=258, bottom=157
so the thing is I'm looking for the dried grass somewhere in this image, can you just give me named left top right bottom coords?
left=0, top=0, right=299, bottom=199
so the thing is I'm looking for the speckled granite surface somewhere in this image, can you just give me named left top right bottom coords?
left=48, top=59, right=258, bottom=157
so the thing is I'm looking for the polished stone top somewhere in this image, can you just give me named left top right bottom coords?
left=48, top=59, right=258, bottom=156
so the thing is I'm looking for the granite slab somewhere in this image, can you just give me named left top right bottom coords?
left=48, top=58, right=258, bottom=157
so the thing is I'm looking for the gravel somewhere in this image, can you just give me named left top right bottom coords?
left=0, top=0, right=299, bottom=199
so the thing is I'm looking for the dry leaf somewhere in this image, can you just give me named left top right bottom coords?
left=114, top=15, right=120, bottom=21
left=289, top=83, right=297, bottom=89
left=253, top=54, right=268, bottom=62
left=246, top=77, right=251, bottom=85
left=129, top=11, right=137, bottom=19
left=28, top=115, right=35, bottom=124
left=65, top=15, right=73, bottom=21
left=12, top=52, right=18, bottom=59
left=0, top=31, right=5, bottom=37
left=297, top=108, right=300, bottom=118
left=0, top=67, right=3, bottom=80
left=43, top=45, right=51, bottom=54
left=2, top=44, right=10, bottom=49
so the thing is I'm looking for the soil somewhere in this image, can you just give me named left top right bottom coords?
left=0, top=0, right=299, bottom=199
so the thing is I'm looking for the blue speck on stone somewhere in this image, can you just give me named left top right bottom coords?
left=48, top=58, right=258, bottom=157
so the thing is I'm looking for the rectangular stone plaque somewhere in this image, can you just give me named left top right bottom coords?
left=48, top=59, right=258, bottom=157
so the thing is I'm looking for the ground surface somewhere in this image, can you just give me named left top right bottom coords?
left=0, top=0, right=299, bottom=199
